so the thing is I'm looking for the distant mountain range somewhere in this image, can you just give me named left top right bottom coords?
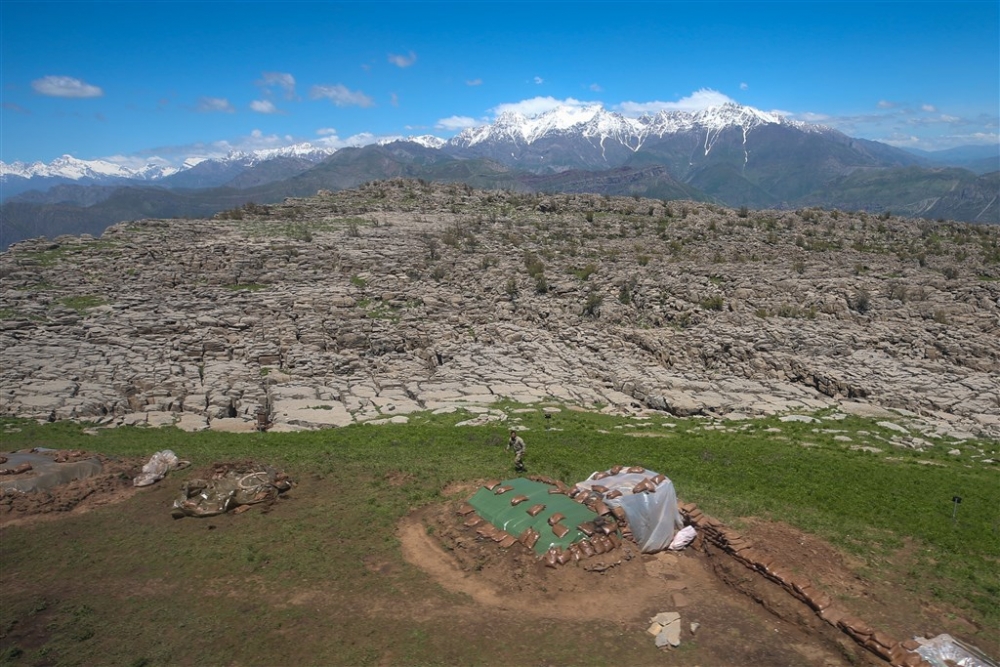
left=2, top=103, right=997, bottom=249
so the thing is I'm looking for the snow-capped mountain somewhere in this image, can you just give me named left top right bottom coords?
left=0, top=154, right=180, bottom=181
left=450, top=102, right=827, bottom=149
left=1, top=103, right=832, bottom=198
left=446, top=102, right=833, bottom=167
left=0, top=144, right=339, bottom=200
left=1, top=101, right=944, bottom=224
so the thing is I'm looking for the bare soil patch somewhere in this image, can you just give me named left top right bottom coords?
left=400, top=497, right=891, bottom=666
left=2, top=460, right=993, bottom=666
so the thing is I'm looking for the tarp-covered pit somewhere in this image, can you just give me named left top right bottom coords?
left=0, top=450, right=103, bottom=494
left=575, top=466, right=684, bottom=553
left=463, top=466, right=684, bottom=566
left=468, top=477, right=608, bottom=555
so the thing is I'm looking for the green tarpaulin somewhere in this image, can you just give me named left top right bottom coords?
left=468, top=478, right=600, bottom=554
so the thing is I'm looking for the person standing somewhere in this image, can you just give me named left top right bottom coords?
left=507, top=429, right=526, bottom=472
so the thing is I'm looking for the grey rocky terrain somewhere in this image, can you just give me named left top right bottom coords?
left=1, top=179, right=998, bottom=441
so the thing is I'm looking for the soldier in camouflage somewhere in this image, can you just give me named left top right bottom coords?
left=507, top=429, right=526, bottom=473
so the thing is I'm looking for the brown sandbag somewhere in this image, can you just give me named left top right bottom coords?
left=548, top=512, right=565, bottom=526
left=510, top=494, right=529, bottom=506
left=525, top=531, right=540, bottom=549
left=494, top=485, right=514, bottom=495
left=526, top=503, right=545, bottom=517
left=551, top=522, right=569, bottom=538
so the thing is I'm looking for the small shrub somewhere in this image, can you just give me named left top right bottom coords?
left=583, top=292, right=603, bottom=317
left=851, top=289, right=871, bottom=314
left=506, top=277, right=519, bottom=299
left=618, top=279, right=636, bottom=305
left=700, top=295, right=724, bottom=311
left=571, top=263, right=598, bottom=281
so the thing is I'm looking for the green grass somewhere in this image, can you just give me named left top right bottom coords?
left=56, top=295, right=108, bottom=313
left=0, top=409, right=997, bottom=665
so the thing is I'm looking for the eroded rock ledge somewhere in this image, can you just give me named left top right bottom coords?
left=1, top=181, right=997, bottom=440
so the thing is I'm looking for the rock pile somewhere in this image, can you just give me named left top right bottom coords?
left=1, top=180, right=997, bottom=439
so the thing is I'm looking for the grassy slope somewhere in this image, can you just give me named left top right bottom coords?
left=1, top=407, right=997, bottom=666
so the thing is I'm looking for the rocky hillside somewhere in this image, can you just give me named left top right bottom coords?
left=1, top=180, right=998, bottom=440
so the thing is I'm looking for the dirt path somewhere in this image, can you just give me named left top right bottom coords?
left=398, top=501, right=885, bottom=666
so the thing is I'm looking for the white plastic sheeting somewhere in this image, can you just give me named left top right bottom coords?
left=575, top=468, right=684, bottom=553
left=134, top=450, right=182, bottom=487
left=915, top=634, right=998, bottom=667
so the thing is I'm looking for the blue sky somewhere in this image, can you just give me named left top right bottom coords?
left=2, top=0, right=998, bottom=166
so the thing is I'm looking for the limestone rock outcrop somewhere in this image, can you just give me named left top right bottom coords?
left=1, top=181, right=997, bottom=439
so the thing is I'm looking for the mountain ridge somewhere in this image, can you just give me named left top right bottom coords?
left=2, top=103, right=997, bottom=249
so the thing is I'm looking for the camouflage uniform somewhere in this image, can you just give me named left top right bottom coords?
left=507, top=431, right=526, bottom=472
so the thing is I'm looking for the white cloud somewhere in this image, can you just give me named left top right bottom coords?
left=616, top=88, right=735, bottom=115
left=921, top=103, right=937, bottom=113
left=490, top=96, right=596, bottom=117
left=388, top=51, right=417, bottom=68
left=314, top=131, right=401, bottom=149
left=256, top=71, right=296, bottom=99
left=740, top=82, right=749, bottom=90
left=31, top=75, right=103, bottom=98
left=533, top=76, right=544, bottom=85
left=877, top=100, right=896, bottom=109
left=316, top=127, right=337, bottom=136
left=250, top=99, right=279, bottom=114
left=793, top=111, right=831, bottom=122
left=390, top=92, right=399, bottom=107
left=309, top=84, right=375, bottom=107
left=589, top=83, right=603, bottom=92
left=466, top=78, right=483, bottom=86
left=3, top=102, right=30, bottom=114
left=101, top=153, right=174, bottom=169
left=197, top=97, right=235, bottom=113
left=436, top=115, right=481, bottom=131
